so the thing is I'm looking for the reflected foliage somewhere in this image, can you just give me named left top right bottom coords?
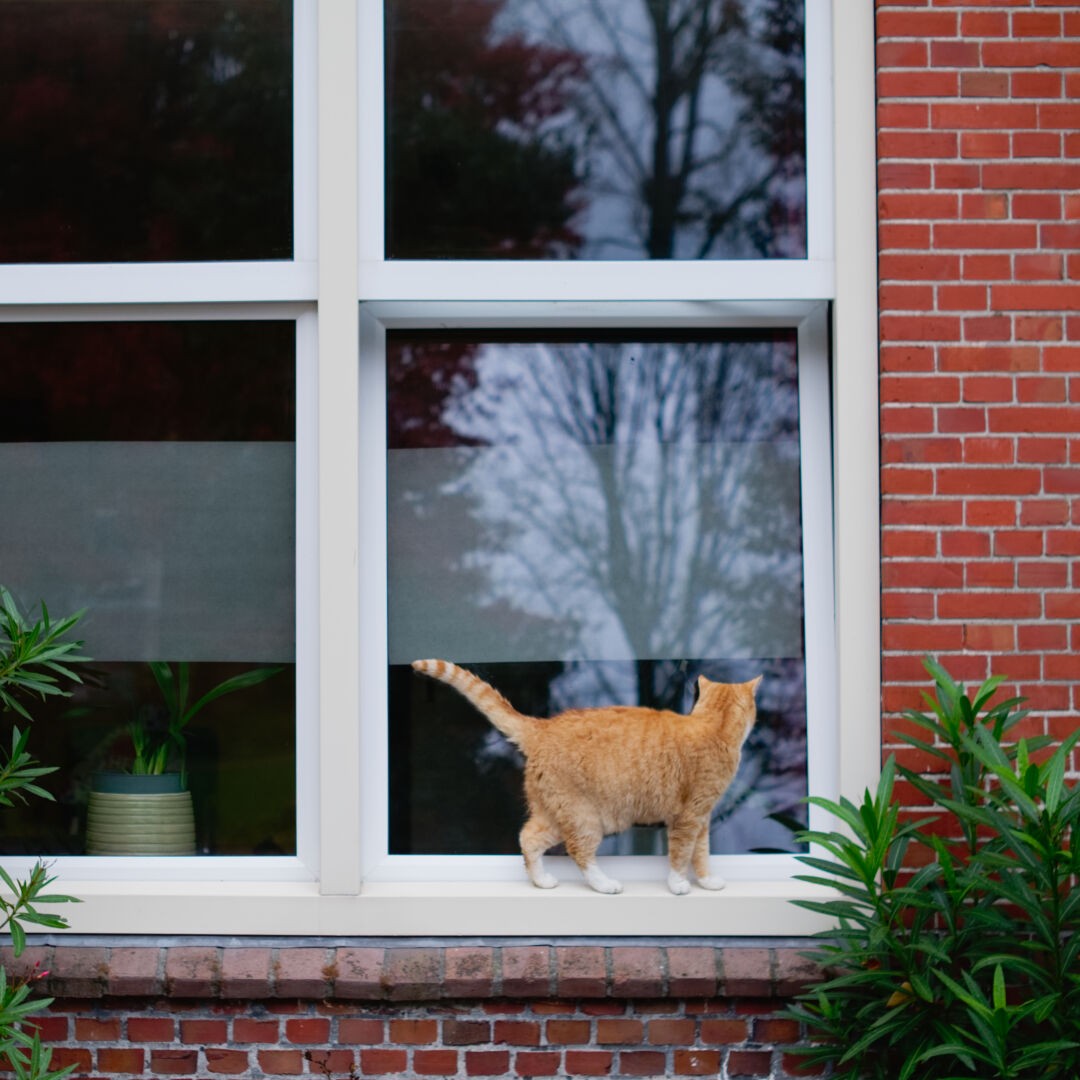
left=386, top=0, right=806, bottom=259
left=387, top=0, right=585, bottom=258
left=0, top=0, right=292, bottom=262
left=387, top=332, right=808, bottom=854
left=0, top=322, right=294, bottom=442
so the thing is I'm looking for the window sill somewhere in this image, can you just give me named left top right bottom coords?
left=44, top=877, right=833, bottom=938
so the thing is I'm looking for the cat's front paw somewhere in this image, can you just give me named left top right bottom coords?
left=584, top=864, right=623, bottom=894
left=667, top=870, right=692, bottom=895
left=531, top=872, right=559, bottom=889
left=698, top=874, right=727, bottom=891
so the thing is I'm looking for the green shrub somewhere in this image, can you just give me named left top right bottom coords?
left=787, top=657, right=1080, bottom=1080
left=0, top=588, right=87, bottom=1080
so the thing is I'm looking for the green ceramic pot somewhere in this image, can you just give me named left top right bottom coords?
left=86, top=773, right=195, bottom=855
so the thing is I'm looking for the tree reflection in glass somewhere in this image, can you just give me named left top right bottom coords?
left=388, top=332, right=809, bottom=855
left=386, top=0, right=806, bottom=260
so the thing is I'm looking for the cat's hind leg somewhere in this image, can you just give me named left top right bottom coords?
left=562, top=820, right=622, bottom=894
left=691, top=823, right=725, bottom=891
left=666, top=813, right=711, bottom=895
left=520, top=813, right=562, bottom=889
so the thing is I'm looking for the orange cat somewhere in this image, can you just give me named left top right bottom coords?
left=411, top=659, right=761, bottom=895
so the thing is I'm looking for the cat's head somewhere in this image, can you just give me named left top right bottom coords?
left=693, top=674, right=762, bottom=738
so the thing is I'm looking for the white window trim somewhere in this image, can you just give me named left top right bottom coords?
left=1, top=0, right=878, bottom=937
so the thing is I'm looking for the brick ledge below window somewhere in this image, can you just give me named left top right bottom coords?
left=5, top=941, right=821, bottom=1001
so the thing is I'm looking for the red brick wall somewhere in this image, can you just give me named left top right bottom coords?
left=878, top=0, right=1080, bottom=766
left=8, top=944, right=820, bottom=1079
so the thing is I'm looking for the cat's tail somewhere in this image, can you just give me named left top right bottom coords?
left=411, top=659, right=533, bottom=747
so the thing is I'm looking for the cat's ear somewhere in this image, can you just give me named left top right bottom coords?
left=748, top=675, right=763, bottom=696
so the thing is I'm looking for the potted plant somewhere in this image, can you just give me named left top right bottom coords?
left=86, top=661, right=281, bottom=855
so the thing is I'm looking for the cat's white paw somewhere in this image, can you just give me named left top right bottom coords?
left=584, top=864, right=623, bottom=894
left=531, top=872, right=559, bottom=889
left=698, top=874, right=727, bottom=891
left=667, top=870, right=692, bottom=895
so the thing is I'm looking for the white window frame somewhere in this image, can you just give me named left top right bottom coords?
left=0, top=0, right=878, bottom=937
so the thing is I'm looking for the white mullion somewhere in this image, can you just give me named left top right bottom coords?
left=316, top=0, right=362, bottom=896
left=358, top=2, right=386, bottom=270
left=805, top=0, right=835, bottom=263
left=797, top=303, right=839, bottom=834
left=832, top=1, right=881, bottom=806
left=357, top=310, right=391, bottom=881
left=293, top=0, right=319, bottom=264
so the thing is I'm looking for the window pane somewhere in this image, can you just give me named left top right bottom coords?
left=0, top=1, right=292, bottom=263
left=0, top=322, right=296, bottom=856
left=387, top=331, right=808, bottom=855
left=386, top=0, right=805, bottom=261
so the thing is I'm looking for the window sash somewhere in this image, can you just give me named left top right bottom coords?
left=358, top=1, right=836, bottom=299
left=359, top=299, right=836, bottom=883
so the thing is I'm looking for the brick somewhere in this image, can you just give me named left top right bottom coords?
left=596, top=1019, right=644, bottom=1045
left=98, top=1049, right=145, bottom=1074
left=563, top=1050, right=613, bottom=1076
left=547, top=1019, right=590, bottom=1044
left=466, top=1050, right=511, bottom=1076
left=274, top=949, right=330, bottom=998
left=233, top=1018, right=278, bottom=1043
left=648, top=1019, right=695, bottom=1044
left=107, top=947, right=163, bottom=997
left=390, top=1019, right=437, bottom=1045
left=204, top=1049, right=249, bottom=1075
left=384, top=948, right=442, bottom=1001
left=938, top=593, right=1041, bottom=620
left=360, top=1048, right=408, bottom=1075
left=444, top=947, right=495, bottom=998
left=75, top=1017, right=121, bottom=1041
left=285, top=1018, right=329, bottom=1044
left=180, top=1019, right=227, bottom=1044
left=776, top=952, right=825, bottom=997
left=943, top=347, right=1040, bottom=373
left=129, top=1017, right=177, bottom=1042
left=502, top=947, right=551, bottom=997
left=48, top=947, right=107, bottom=998
left=414, top=1049, right=459, bottom=1075
left=720, top=948, right=772, bottom=998
left=444, top=1020, right=491, bottom=1045
left=495, top=1020, right=541, bottom=1046
left=335, top=947, right=384, bottom=999
left=937, top=468, right=1040, bottom=496
left=610, top=948, right=663, bottom=998
left=165, top=947, right=220, bottom=997
left=48, top=1048, right=93, bottom=1073
left=960, top=70, right=1008, bottom=97
left=556, top=946, right=606, bottom=997
left=667, top=947, right=718, bottom=998
left=673, top=1049, right=721, bottom=1075
left=514, top=1051, right=560, bottom=1077
left=150, top=1049, right=200, bottom=1075
left=700, top=1019, right=749, bottom=1044
left=880, top=222, right=932, bottom=250
left=308, top=1051, right=356, bottom=1075
left=729, top=1050, right=775, bottom=1077
left=618, top=1051, right=667, bottom=1076
left=933, top=103, right=1038, bottom=132
left=220, top=948, right=273, bottom=999
left=336, top=1018, right=382, bottom=1044
left=877, top=10, right=957, bottom=36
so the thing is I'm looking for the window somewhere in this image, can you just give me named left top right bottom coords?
left=0, top=0, right=878, bottom=935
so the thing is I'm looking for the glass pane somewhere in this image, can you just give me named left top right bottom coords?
left=0, top=1, right=292, bottom=263
left=386, top=0, right=806, bottom=260
left=387, top=331, right=808, bottom=855
left=0, top=322, right=296, bottom=856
